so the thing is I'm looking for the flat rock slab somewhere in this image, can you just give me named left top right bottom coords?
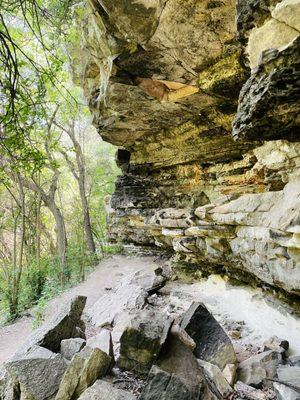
left=77, top=380, right=136, bottom=400
left=87, top=266, right=166, bottom=327
left=5, top=345, right=67, bottom=400
left=180, top=302, right=237, bottom=370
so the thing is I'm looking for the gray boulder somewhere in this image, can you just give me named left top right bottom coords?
left=86, top=330, right=114, bottom=359
left=140, top=326, right=205, bottom=400
left=88, top=267, right=166, bottom=328
left=117, top=308, right=173, bottom=375
left=180, top=302, right=237, bottom=370
left=274, top=365, right=300, bottom=400
left=198, top=359, right=233, bottom=399
left=77, top=380, right=136, bottom=400
left=140, top=365, right=203, bottom=400
left=60, top=338, right=86, bottom=361
left=55, top=345, right=112, bottom=400
left=235, top=381, right=276, bottom=400
left=17, top=296, right=87, bottom=355
left=5, top=345, right=67, bottom=400
left=74, top=346, right=112, bottom=397
left=238, top=350, right=282, bottom=387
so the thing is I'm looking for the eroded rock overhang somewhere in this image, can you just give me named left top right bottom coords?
left=73, top=0, right=300, bottom=295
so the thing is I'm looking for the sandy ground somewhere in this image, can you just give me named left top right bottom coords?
left=0, top=255, right=156, bottom=365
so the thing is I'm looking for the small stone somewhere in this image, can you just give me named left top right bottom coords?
left=238, top=350, right=282, bottom=387
left=60, top=338, right=86, bottom=361
left=229, top=330, right=242, bottom=340
left=288, top=355, right=300, bottom=367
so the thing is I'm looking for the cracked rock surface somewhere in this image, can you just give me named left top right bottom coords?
left=73, top=0, right=300, bottom=296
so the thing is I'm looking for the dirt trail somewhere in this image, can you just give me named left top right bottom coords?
left=0, top=255, right=156, bottom=365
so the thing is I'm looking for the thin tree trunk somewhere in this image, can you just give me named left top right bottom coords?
left=57, top=121, right=96, bottom=254
left=78, top=177, right=96, bottom=254
left=47, top=200, right=68, bottom=277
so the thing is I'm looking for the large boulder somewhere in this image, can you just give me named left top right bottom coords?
left=117, top=308, right=173, bottom=375
left=55, top=346, right=112, bottom=400
left=5, top=346, right=67, bottom=400
left=17, top=296, right=87, bottom=355
left=140, top=325, right=205, bottom=400
left=55, top=354, right=85, bottom=400
left=238, top=350, right=282, bottom=387
left=274, top=365, right=300, bottom=400
left=77, top=380, right=136, bottom=400
left=180, top=302, right=237, bottom=370
left=74, top=346, right=112, bottom=398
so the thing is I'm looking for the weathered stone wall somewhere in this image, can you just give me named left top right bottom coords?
left=74, top=0, right=300, bottom=294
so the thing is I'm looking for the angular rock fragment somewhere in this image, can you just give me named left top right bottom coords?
left=60, top=338, right=86, bottom=361
left=140, top=325, right=205, bottom=400
left=55, top=346, right=112, bottom=400
left=198, top=359, right=233, bottom=399
left=55, top=354, right=85, bottom=400
left=263, top=336, right=289, bottom=355
left=238, top=350, right=282, bottom=387
left=17, top=296, right=87, bottom=355
left=180, top=302, right=237, bottom=370
left=235, top=381, right=276, bottom=400
left=73, top=346, right=112, bottom=398
left=5, top=345, right=67, bottom=400
left=77, top=380, right=136, bottom=400
left=118, top=308, right=173, bottom=375
left=274, top=365, right=300, bottom=400
left=222, top=363, right=237, bottom=386
left=0, top=371, right=20, bottom=400
left=86, top=329, right=114, bottom=359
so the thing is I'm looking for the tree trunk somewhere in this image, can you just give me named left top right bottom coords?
left=78, top=177, right=96, bottom=254
left=47, top=201, right=68, bottom=277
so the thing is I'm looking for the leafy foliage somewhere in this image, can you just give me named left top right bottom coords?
left=0, top=0, right=121, bottom=322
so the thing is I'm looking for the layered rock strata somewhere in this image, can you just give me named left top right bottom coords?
left=73, top=0, right=300, bottom=294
